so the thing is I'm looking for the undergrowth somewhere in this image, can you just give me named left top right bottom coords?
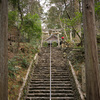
left=8, top=43, right=38, bottom=100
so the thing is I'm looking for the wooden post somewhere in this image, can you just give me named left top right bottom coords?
left=58, top=33, right=60, bottom=47
left=83, top=0, right=100, bottom=99
left=82, top=64, right=86, bottom=93
left=0, top=0, right=8, bottom=100
left=41, top=33, right=43, bottom=47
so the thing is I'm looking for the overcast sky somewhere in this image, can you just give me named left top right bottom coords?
left=40, top=0, right=50, bottom=13
left=39, top=0, right=50, bottom=29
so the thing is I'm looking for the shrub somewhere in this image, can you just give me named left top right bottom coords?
left=52, top=42, right=58, bottom=47
left=66, top=39, right=71, bottom=43
left=43, top=42, right=48, bottom=47
left=8, top=58, right=19, bottom=77
left=21, top=57, right=29, bottom=68
left=97, top=35, right=100, bottom=43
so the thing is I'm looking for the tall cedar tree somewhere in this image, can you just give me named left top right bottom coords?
left=83, top=0, right=100, bottom=99
left=0, top=0, right=8, bottom=100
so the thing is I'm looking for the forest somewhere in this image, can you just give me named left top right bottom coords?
left=0, top=0, right=100, bottom=100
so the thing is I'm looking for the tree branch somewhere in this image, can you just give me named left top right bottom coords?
left=63, top=0, right=81, bottom=40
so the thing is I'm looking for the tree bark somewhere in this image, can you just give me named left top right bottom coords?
left=0, top=0, right=8, bottom=100
left=17, top=0, right=23, bottom=52
left=83, top=0, right=100, bottom=99
left=59, top=14, right=68, bottom=40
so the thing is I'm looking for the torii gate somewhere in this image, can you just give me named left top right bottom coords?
left=41, top=29, right=62, bottom=47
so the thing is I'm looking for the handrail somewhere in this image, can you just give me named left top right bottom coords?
left=69, top=60, right=85, bottom=100
left=17, top=53, right=38, bottom=100
left=50, top=41, right=51, bottom=100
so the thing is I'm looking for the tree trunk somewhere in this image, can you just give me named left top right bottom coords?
left=17, top=0, right=23, bottom=52
left=73, top=0, right=81, bottom=42
left=63, top=23, right=68, bottom=40
left=0, top=0, right=8, bottom=100
left=83, top=0, right=100, bottom=99
left=59, top=14, right=68, bottom=40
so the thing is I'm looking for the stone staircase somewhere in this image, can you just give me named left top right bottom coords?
left=24, top=47, right=80, bottom=100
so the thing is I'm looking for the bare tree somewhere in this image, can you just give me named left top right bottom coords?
left=0, top=0, right=8, bottom=100
left=83, top=0, right=100, bottom=99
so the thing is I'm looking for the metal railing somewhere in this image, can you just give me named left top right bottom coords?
left=50, top=41, right=51, bottom=100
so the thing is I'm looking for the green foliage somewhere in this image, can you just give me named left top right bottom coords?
left=8, top=55, right=29, bottom=77
left=60, top=12, right=82, bottom=39
left=43, top=42, right=48, bottom=47
left=8, top=57, right=19, bottom=77
left=8, top=0, right=43, bottom=46
left=52, top=42, right=58, bottom=47
left=9, top=0, right=17, bottom=8
left=71, top=12, right=82, bottom=26
left=22, top=13, right=42, bottom=42
left=8, top=11, right=18, bottom=28
left=47, top=6, right=61, bottom=28
left=97, top=35, right=100, bottom=43
left=21, top=57, right=29, bottom=68
left=61, top=12, right=82, bottom=27
left=66, top=39, right=71, bottom=43
left=95, top=2, right=100, bottom=18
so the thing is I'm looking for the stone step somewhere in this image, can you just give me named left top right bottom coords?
left=34, top=71, right=68, bottom=73
left=27, top=93, right=74, bottom=97
left=35, top=65, right=68, bottom=68
left=33, top=68, right=69, bottom=72
left=31, top=78, right=70, bottom=80
left=30, top=81, right=71, bottom=84
left=28, top=90, right=73, bottom=94
left=34, top=68, right=68, bottom=70
left=29, top=87, right=72, bottom=90
left=32, top=74, right=69, bottom=76
left=36, top=66, right=67, bottom=67
left=25, top=96, right=74, bottom=100
left=31, top=78, right=70, bottom=81
left=31, top=79, right=70, bottom=81
left=34, top=71, right=67, bottom=74
left=32, top=76, right=70, bottom=79
left=35, top=66, right=67, bottom=69
left=29, top=84, right=72, bottom=87
left=33, top=72, right=69, bottom=75
left=32, top=73, right=70, bottom=76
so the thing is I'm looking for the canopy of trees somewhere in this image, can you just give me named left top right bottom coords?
left=8, top=0, right=43, bottom=48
